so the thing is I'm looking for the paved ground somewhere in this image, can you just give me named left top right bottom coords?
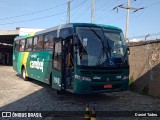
left=0, top=66, right=160, bottom=120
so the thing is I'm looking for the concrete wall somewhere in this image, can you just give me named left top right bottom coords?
left=129, top=40, right=160, bottom=97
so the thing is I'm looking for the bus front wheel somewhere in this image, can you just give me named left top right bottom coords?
left=21, top=67, right=28, bottom=81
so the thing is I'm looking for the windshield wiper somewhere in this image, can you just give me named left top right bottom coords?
left=89, top=28, right=107, bottom=66
left=96, top=39, right=111, bottom=66
left=88, top=28, right=106, bottom=66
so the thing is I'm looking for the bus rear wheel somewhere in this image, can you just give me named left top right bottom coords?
left=21, top=67, right=28, bottom=81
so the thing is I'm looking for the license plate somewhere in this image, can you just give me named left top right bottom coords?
left=104, top=84, right=112, bottom=89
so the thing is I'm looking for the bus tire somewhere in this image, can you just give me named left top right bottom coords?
left=21, top=67, right=28, bottom=81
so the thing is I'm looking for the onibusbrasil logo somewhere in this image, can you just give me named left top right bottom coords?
left=30, top=58, right=44, bottom=72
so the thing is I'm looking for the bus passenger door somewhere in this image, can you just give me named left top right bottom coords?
left=63, top=38, right=74, bottom=90
left=52, top=38, right=62, bottom=91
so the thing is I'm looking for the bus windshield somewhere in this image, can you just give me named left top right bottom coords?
left=75, top=27, right=127, bottom=67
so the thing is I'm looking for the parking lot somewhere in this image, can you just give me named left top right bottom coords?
left=0, top=66, right=160, bottom=120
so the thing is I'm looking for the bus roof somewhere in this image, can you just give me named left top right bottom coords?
left=71, top=23, right=121, bottom=30
left=14, top=23, right=122, bottom=41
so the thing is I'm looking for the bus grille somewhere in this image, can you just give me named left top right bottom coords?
left=92, top=71, right=122, bottom=74
left=80, top=70, right=122, bottom=75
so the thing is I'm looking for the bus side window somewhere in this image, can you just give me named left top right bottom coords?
left=33, top=36, right=43, bottom=51
left=54, top=41, right=61, bottom=70
left=15, top=41, right=20, bottom=51
left=37, top=35, right=43, bottom=51
left=51, top=31, right=57, bottom=50
left=19, top=39, right=25, bottom=51
left=26, top=38, right=33, bottom=51
left=33, top=37, right=37, bottom=51
left=44, top=31, right=57, bottom=51
left=44, top=34, right=50, bottom=50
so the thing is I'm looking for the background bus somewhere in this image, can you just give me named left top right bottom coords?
left=13, top=23, right=129, bottom=94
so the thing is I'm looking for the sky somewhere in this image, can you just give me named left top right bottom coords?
left=0, top=0, right=160, bottom=39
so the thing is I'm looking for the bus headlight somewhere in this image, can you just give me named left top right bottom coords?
left=122, top=76, right=129, bottom=80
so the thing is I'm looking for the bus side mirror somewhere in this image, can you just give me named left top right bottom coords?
left=127, top=47, right=130, bottom=55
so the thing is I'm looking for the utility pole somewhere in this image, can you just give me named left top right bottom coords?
left=67, top=0, right=70, bottom=23
left=113, top=0, right=144, bottom=42
left=91, top=0, right=95, bottom=23
left=125, top=0, right=130, bottom=43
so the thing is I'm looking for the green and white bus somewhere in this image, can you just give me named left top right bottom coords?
left=13, top=23, right=129, bottom=94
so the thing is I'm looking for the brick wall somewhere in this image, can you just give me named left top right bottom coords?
left=129, top=40, right=160, bottom=97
